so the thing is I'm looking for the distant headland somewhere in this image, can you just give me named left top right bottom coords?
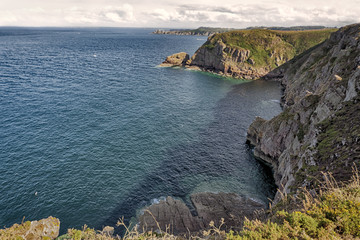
left=152, top=26, right=334, bottom=36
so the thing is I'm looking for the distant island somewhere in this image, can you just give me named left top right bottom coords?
left=152, top=26, right=335, bottom=36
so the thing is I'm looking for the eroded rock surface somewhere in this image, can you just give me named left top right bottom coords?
left=139, top=193, right=265, bottom=234
left=159, top=52, right=190, bottom=67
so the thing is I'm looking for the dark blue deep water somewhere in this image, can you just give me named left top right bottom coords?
left=0, top=28, right=282, bottom=233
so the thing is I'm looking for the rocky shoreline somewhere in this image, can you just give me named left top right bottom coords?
left=139, top=192, right=265, bottom=235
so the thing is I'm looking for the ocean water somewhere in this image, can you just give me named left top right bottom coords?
left=0, top=28, right=282, bottom=233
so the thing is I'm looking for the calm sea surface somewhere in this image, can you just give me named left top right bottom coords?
left=0, top=28, right=282, bottom=232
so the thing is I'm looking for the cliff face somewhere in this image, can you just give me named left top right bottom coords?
left=188, top=39, right=270, bottom=79
left=188, top=29, right=335, bottom=79
left=247, top=24, right=360, bottom=202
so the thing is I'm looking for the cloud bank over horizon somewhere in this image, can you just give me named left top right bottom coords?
left=0, top=0, right=359, bottom=28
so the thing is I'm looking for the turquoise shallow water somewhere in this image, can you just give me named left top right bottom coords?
left=0, top=28, right=282, bottom=233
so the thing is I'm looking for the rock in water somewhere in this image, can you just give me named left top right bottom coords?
left=139, top=193, right=265, bottom=234
left=159, top=52, right=190, bottom=67
left=139, top=196, right=204, bottom=234
left=191, top=192, right=265, bottom=231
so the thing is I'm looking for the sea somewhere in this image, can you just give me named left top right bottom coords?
left=0, top=27, right=282, bottom=233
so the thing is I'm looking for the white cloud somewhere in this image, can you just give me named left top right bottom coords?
left=145, top=3, right=360, bottom=28
left=0, top=0, right=359, bottom=27
left=64, top=4, right=135, bottom=25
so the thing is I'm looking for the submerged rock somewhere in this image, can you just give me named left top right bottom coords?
left=139, top=192, right=264, bottom=234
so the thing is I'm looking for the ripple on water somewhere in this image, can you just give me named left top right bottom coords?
left=0, top=28, right=282, bottom=233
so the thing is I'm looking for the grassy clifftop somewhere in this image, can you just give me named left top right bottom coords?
left=202, top=28, right=335, bottom=69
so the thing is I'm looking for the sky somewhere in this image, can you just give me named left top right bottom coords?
left=0, top=0, right=359, bottom=28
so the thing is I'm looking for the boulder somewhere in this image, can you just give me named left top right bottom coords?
left=191, top=192, right=265, bottom=231
left=159, top=52, right=190, bottom=67
left=139, top=196, right=203, bottom=234
left=139, top=193, right=265, bottom=234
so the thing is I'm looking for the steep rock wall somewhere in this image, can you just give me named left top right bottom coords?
left=247, top=24, right=360, bottom=202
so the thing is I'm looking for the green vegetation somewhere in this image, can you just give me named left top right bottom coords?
left=269, top=108, right=294, bottom=132
left=227, top=172, right=360, bottom=239
left=246, top=26, right=332, bottom=31
left=187, top=27, right=234, bottom=35
left=202, top=28, right=336, bottom=68
left=54, top=172, right=360, bottom=240
left=0, top=220, right=32, bottom=239
left=57, top=227, right=115, bottom=240
left=315, top=97, right=360, bottom=180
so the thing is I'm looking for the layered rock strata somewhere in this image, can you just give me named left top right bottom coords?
left=139, top=192, right=264, bottom=234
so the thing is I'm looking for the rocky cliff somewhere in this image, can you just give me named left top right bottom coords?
left=188, top=29, right=335, bottom=79
left=247, top=24, right=360, bottom=202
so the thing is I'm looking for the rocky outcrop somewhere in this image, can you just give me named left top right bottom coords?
left=160, top=29, right=334, bottom=79
left=191, top=192, right=265, bottom=231
left=247, top=24, right=360, bottom=202
left=188, top=39, right=271, bottom=80
left=0, top=216, right=60, bottom=239
left=159, top=52, right=190, bottom=67
left=139, top=192, right=264, bottom=234
left=139, top=196, right=204, bottom=234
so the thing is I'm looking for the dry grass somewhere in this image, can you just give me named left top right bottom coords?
left=229, top=167, right=360, bottom=239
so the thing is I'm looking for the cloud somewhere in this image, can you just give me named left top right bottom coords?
left=65, top=4, right=135, bottom=25
left=145, top=3, right=360, bottom=28
left=0, top=3, right=135, bottom=26
left=102, top=5, right=135, bottom=23
left=0, top=1, right=359, bottom=27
